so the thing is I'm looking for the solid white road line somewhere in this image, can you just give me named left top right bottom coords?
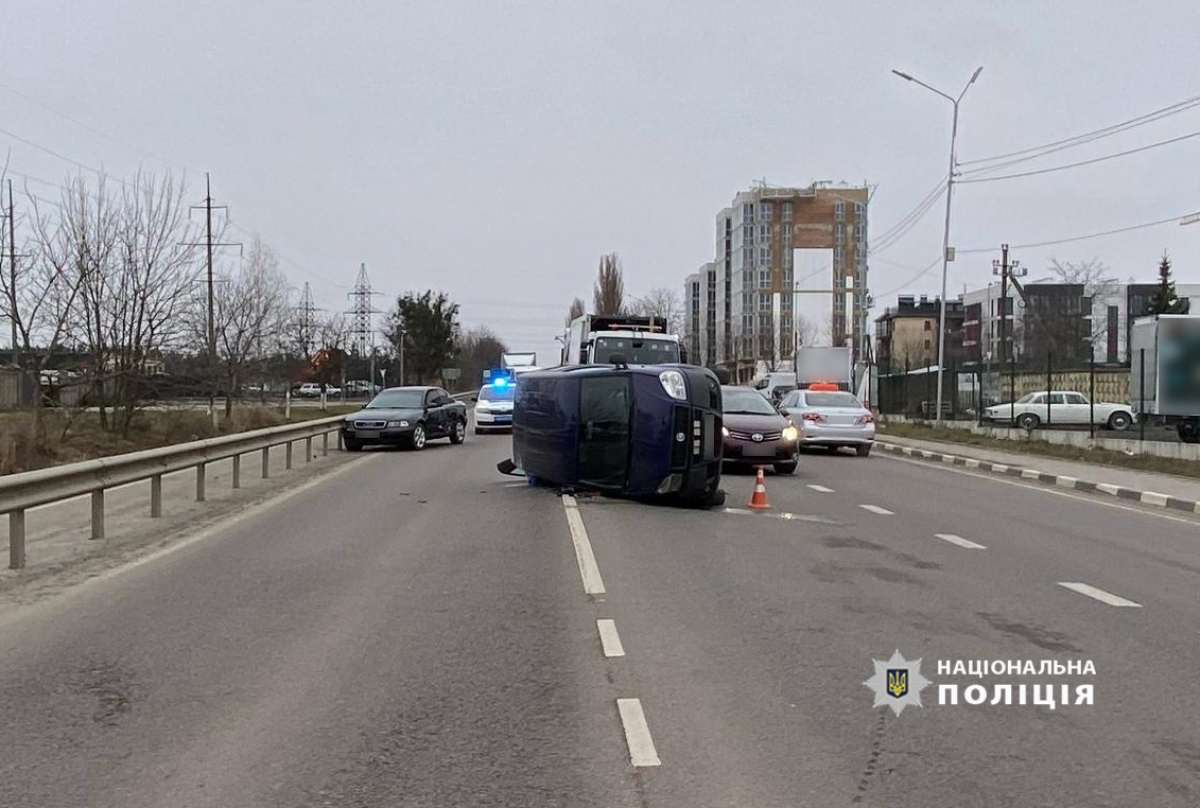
left=880, top=453, right=1200, bottom=527
left=1057, top=582, right=1143, bottom=608
left=562, top=495, right=606, bottom=595
left=616, top=698, right=662, bottom=767
left=935, top=533, right=986, bottom=550
left=807, top=484, right=835, bottom=493
left=859, top=504, right=895, bottom=515
left=597, top=619, right=626, bottom=658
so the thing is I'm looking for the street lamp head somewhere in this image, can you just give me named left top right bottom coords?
left=969, top=66, right=984, bottom=85
left=891, top=69, right=914, bottom=82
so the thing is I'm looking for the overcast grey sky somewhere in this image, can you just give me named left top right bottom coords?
left=5, top=0, right=1198, bottom=363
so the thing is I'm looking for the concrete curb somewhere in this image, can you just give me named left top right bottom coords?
left=876, top=441, right=1200, bottom=515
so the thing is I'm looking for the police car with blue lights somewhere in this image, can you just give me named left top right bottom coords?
left=473, top=373, right=516, bottom=433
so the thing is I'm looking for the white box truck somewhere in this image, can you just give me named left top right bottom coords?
left=794, top=346, right=853, bottom=392
left=1129, top=314, right=1200, bottom=443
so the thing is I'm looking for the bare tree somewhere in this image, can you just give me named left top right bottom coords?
left=72, top=170, right=199, bottom=435
left=1047, top=257, right=1119, bottom=347
left=593, top=253, right=625, bottom=316
left=191, top=237, right=290, bottom=416
left=630, top=287, right=684, bottom=334
left=566, top=296, right=585, bottom=325
left=794, top=313, right=822, bottom=349
left=0, top=174, right=89, bottom=450
left=895, top=333, right=932, bottom=372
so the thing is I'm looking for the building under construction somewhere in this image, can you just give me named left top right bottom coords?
left=684, top=181, right=870, bottom=383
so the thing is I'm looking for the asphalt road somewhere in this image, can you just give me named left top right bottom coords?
left=1, top=430, right=1198, bottom=806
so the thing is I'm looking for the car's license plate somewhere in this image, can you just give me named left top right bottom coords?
left=743, top=443, right=774, bottom=457
left=356, top=430, right=380, bottom=440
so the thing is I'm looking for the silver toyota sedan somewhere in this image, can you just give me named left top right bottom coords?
left=778, top=388, right=875, bottom=457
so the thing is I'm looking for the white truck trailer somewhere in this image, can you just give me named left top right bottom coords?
left=1129, top=314, right=1200, bottom=443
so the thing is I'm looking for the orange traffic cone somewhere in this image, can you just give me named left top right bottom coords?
left=747, top=467, right=772, bottom=510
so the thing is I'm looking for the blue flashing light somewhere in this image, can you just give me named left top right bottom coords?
left=493, top=376, right=509, bottom=387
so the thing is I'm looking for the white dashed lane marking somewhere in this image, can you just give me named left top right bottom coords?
left=617, top=699, right=662, bottom=767
left=807, top=484, right=835, bottom=493
left=1057, top=582, right=1142, bottom=608
left=562, top=495, right=605, bottom=595
left=859, top=504, right=895, bottom=515
left=935, top=533, right=986, bottom=550
left=597, top=619, right=625, bottom=658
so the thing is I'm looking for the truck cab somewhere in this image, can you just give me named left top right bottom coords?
left=563, top=314, right=684, bottom=365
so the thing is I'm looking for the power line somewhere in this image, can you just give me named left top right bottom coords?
left=869, top=176, right=947, bottom=251
left=874, top=256, right=943, bottom=299
left=958, top=129, right=1200, bottom=184
left=0, top=117, right=342, bottom=296
left=870, top=182, right=948, bottom=255
left=959, top=212, right=1192, bottom=254
left=0, top=125, right=129, bottom=186
left=960, top=93, right=1200, bottom=167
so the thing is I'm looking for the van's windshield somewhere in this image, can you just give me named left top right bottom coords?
left=593, top=336, right=680, bottom=365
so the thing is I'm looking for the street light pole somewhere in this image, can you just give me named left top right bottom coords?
left=893, top=66, right=983, bottom=427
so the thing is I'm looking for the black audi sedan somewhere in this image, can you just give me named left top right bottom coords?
left=341, top=386, right=468, bottom=451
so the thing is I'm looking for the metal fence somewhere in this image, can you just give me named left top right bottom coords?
left=1, top=415, right=345, bottom=570
left=876, top=355, right=1133, bottom=424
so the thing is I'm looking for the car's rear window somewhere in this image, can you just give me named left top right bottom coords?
left=804, top=392, right=862, bottom=408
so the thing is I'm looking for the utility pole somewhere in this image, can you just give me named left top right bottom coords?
left=205, top=174, right=216, bottom=419
left=8, top=180, right=17, bottom=366
left=398, top=325, right=405, bottom=386
left=186, top=175, right=237, bottom=426
left=296, top=283, right=320, bottom=360
left=347, top=262, right=380, bottom=393
left=992, top=243, right=1025, bottom=408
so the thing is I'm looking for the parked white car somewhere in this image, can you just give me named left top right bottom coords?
left=296, top=382, right=341, bottom=398
left=983, top=391, right=1134, bottom=431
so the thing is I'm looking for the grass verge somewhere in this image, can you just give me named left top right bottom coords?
left=0, top=404, right=360, bottom=475
left=878, top=421, right=1200, bottom=481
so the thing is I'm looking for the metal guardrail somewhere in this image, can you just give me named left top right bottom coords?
left=2, top=415, right=345, bottom=570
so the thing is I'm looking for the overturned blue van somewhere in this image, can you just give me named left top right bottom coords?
left=500, top=363, right=725, bottom=506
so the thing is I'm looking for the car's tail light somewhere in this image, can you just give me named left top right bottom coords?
left=857, top=413, right=875, bottom=424
left=802, top=412, right=824, bottom=422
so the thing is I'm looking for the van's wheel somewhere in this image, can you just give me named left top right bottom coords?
left=1017, top=413, right=1041, bottom=431
left=450, top=419, right=466, bottom=444
left=774, top=460, right=797, bottom=475
left=408, top=424, right=427, bottom=451
left=1107, top=411, right=1133, bottom=432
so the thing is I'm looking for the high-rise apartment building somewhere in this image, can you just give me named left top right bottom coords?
left=686, top=183, right=870, bottom=382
